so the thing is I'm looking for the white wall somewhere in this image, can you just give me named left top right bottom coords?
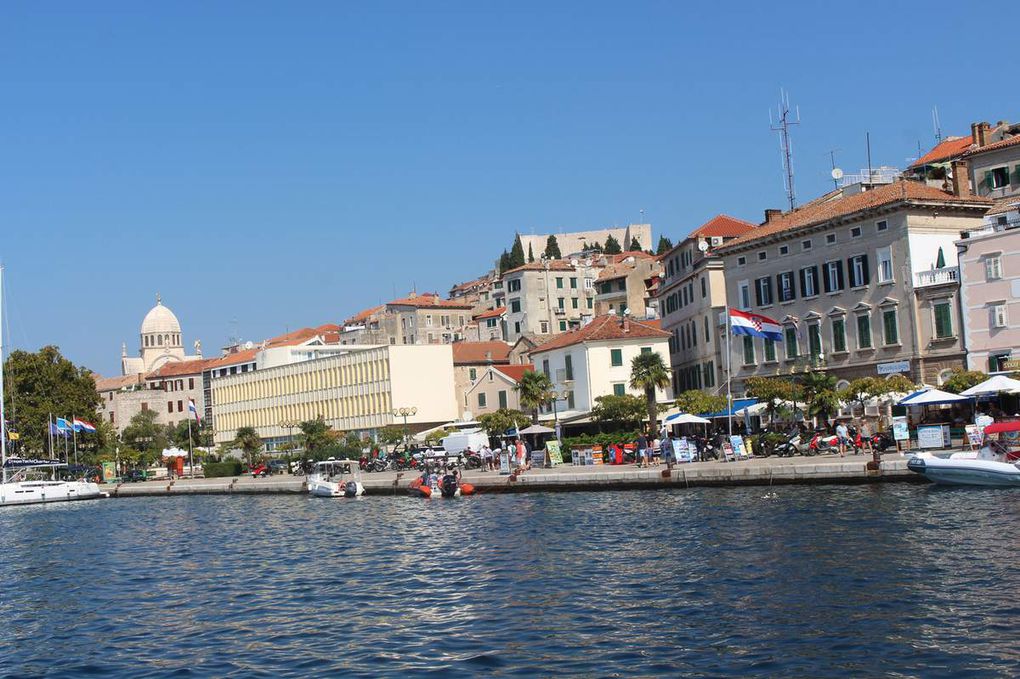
left=388, top=344, right=457, bottom=425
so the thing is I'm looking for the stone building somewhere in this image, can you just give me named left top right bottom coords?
left=957, top=224, right=1020, bottom=374
left=120, top=295, right=203, bottom=376
left=593, top=252, right=662, bottom=318
left=517, top=223, right=653, bottom=260
left=657, top=215, right=757, bottom=395
left=451, top=340, right=512, bottom=420
left=339, top=293, right=474, bottom=346
left=715, top=176, right=991, bottom=392
left=963, top=121, right=1020, bottom=200
left=464, top=364, right=533, bottom=417
left=501, top=259, right=601, bottom=342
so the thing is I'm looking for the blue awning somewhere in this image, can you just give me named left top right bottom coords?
left=701, top=398, right=758, bottom=418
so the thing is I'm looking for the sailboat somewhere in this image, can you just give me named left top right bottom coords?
left=0, top=266, right=105, bottom=506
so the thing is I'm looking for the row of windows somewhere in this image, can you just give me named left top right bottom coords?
left=596, top=279, right=627, bottom=294
left=735, top=221, right=889, bottom=266
left=219, top=390, right=393, bottom=432
left=144, top=333, right=180, bottom=348
left=738, top=249, right=896, bottom=310
left=661, top=278, right=705, bottom=316
left=668, top=317, right=707, bottom=355
left=215, top=358, right=389, bottom=405
left=160, top=378, right=195, bottom=392
left=476, top=390, right=510, bottom=410
left=672, top=360, right=716, bottom=393
left=739, top=309, right=903, bottom=366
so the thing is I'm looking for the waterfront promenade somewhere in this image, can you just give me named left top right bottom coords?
left=103, top=453, right=923, bottom=498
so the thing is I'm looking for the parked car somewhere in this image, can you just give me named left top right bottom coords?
left=267, top=459, right=289, bottom=475
left=123, top=469, right=151, bottom=483
left=250, top=463, right=270, bottom=478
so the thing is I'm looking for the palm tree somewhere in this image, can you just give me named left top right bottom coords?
left=233, top=426, right=263, bottom=468
left=515, top=370, right=554, bottom=423
left=798, top=371, right=837, bottom=427
left=629, top=352, right=671, bottom=432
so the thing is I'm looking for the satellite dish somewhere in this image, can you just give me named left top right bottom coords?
left=698, top=240, right=710, bottom=252
left=244, top=341, right=254, bottom=350
left=831, top=168, right=844, bottom=180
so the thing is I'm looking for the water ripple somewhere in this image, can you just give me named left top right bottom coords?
left=1, top=486, right=1019, bottom=676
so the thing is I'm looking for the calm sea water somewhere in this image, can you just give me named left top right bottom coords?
left=1, top=485, right=1018, bottom=677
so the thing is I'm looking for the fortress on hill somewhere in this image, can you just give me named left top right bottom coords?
left=518, top=223, right=652, bottom=258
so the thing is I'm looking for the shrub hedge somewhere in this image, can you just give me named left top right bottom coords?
left=203, top=460, right=243, bottom=478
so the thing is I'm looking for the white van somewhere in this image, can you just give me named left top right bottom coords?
left=440, top=429, right=489, bottom=455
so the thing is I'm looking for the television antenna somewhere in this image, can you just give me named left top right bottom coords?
left=770, top=89, right=800, bottom=210
left=827, top=149, right=842, bottom=189
left=932, top=105, right=943, bottom=144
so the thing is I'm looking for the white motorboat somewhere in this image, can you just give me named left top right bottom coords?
left=907, top=421, right=1020, bottom=487
left=307, top=459, right=365, bottom=498
left=0, top=266, right=106, bottom=507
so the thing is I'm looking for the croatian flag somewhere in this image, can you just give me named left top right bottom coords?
left=73, top=418, right=97, bottom=434
left=729, top=309, right=783, bottom=341
left=188, top=398, right=200, bottom=423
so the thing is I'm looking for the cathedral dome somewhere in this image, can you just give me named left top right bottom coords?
left=140, top=295, right=182, bottom=335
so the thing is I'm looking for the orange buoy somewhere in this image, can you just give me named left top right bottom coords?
left=418, top=485, right=432, bottom=498
left=459, top=483, right=475, bottom=496
left=409, top=477, right=423, bottom=490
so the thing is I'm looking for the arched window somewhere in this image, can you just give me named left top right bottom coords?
left=937, top=369, right=955, bottom=386
left=144, top=336, right=149, bottom=347
left=158, top=335, right=163, bottom=346
left=836, top=379, right=850, bottom=391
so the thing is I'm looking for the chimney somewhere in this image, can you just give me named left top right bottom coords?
left=485, top=351, right=492, bottom=363
left=971, top=122, right=981, bottom=146
left=951, top=160, right=972, bottom=198
left=977, top=122, right=991, bottom=147
left=763, top=208, right=783, bottom=224
left=622, top=315, right=630, bottom=333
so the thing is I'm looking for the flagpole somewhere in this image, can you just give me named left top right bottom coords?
left=72, top=414, right=78, bottom=467
left=725, top=305, right=733, bottom=438
left=187, top=415, right=194, bottom=479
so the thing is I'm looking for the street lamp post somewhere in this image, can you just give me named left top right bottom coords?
left=279, top=419, right=299, bottom=456
left=392, top=406, right=417, bottom=444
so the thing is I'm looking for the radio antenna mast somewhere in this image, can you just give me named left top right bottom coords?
left=770, top=89, right=800, bottom=210
left=932, top=106, right=943, bottom=144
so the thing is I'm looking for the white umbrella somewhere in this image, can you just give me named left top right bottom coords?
left=960, top=375, right=1020, bottom=397
left=518, top=424, right=555, bottom=435
left=161, top=447, right=188, bottom=458
left=664, top=412, right=711, bottom=425
left=897, top=388, right=970, bottom=406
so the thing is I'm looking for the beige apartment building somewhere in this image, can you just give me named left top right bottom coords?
left=502, top=260, right=601, bottom=342
left=716, top=176, right=991, bottom=392
left=964, top=122, right=1020, bottom=201
left=957, top=224, right=1020, bottom=374
left=212, top=343, right=457, bottom=449
left=657, top=215, right=757, bottom=395
left=593, top=252, right=662, bottom=318
left=464, top=364, right=533, bottom=416
left=340, top=293, right=474, bottom=346
left=451, top=341, right=511, bottom=420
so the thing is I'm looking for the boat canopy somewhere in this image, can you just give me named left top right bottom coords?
left=984, top=421, right=1020, bottom=435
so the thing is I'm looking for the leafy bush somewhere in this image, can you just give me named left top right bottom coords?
left=203, top=460, right=243, bottom=478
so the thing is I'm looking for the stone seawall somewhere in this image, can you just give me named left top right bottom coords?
left=102, top=456, right=922, bottom=498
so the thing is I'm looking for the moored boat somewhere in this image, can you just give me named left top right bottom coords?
left=307, top=459, right=364, bottom=498
left=907, top=421, right=1020, bottom=487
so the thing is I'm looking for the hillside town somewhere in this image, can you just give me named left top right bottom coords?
left=85, top=117, right=1020, bottom=459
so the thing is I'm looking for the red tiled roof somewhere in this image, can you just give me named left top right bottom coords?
left=494, top=364, right=534, bottom=382
left=909, top=136, right=973, bottom=168
left=531, top=315, right=668, bottom=354
left=963, top=134, right=1020, bottom=158
left=474, top=306, right=506, bottom=320
left=606, top=250, right=654, bottom=263
left=150, top=359, right=210, bottom=378
left=719, top=180, right=991, bottom=251
left=597, top=263, right=631, bottom=281
left=451, top=340, right=511, bottom=365
left=344, top=305, right=384, bottom=325
left=450, top=275, right=491, bottom=294
left=387, top=293, right=474, bottom=309
left=94, top=373, right=145, bottom=392
left=988, top=197, right=1020, bottom=216
left=688, top=214, right=758, bottom=238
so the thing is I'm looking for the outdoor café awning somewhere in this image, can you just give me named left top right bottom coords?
left=897, top=388, right=970, bottom=406
left=702, top=398, right=758, bottom=418
left=663, top=412, right=711, bottom=425
left=960, top=375, right=1020, bottom=397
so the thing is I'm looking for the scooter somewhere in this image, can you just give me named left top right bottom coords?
left=462, top=450, right=484, bottom=470
left=809, top=432, right=839, bottom=454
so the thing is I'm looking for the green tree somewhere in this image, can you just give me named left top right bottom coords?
left=673, top=390, right=728, bottom=418
left=298, top=415, right=335, bottom=454
left=527, top=243, right=535, bottom=263
left=745, top=376, right=801, bottom=425
left=941, top=369, right=989, bottom=394
left=544, top=235, right=562, bottom=259
left=499, top=250, right=512, bottom=274
left=509, top=235, right=526, bottom=269
left=232, top=426, right=263, bottom=467
left=629, top=352, right=671, bottom=431
left=122, top=409, right=169, bottom=468
left=798, top=371, right=837, bottom=424
left=603, top=234, right=622, bottom=255
left=838, top=377, right=888, bottom=417
left=583, top=240, right=603, bottom=253
left=515, top=370, right=554, bottom=423
left=629, top=236, right=641, bottom=251
left=655, top=235, right=673, bottom=255
left=166, top=420, right=194, bottom=450
left=884, top=374, right=917, bottom=395
left=378, top=426, right=406, bottom=446
left=590, top=394, right=646, bottom=429
left=477, top=408, right=532, bottom=437
left=3, top=346, right=101, bottom=454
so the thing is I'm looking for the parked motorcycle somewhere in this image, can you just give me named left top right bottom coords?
left=462, top=450, right=483, bottom=470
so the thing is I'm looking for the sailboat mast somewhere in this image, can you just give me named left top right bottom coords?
left=1, top=265, right=7, bottom=484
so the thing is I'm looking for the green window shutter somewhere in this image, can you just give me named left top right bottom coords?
left=1013, top=165, right=1020, bottom=185
left=613, top=383, right=626, bottom=397
left=611, top=349, right=623, bottom=366
left=983, top=171, right=993, bottom=190
left=498, top=390, right=508, bottom=409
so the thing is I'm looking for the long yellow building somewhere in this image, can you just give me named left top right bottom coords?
left=211, top=344, right=456, bottom=448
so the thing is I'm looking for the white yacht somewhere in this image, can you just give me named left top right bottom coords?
left=0, top=266, right=105, bottom=507
left=307, top=459, right=365, bottom=498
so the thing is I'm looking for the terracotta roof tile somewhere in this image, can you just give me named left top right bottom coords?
left=503, top=260, right=577, bottom=275
left=474, top=306, right=506, bottom=320
left=494, top=364, right=534, bottom=382
left=531, top=315, right=668, bottom=354
left=909, top=136, right=974, bottom=168
left=688, top=214, right=758, bottom=239
left=387, top=293, right=474, bottom=309
left=718, top=180, right=991, bottom=251
left=987, top=197, right=1020, bottom=216
left=607, top=250, right=654, bottom=263
left=150, top=359, right=210, bottom=378
left=451, top=340, right=511, bottom=365
left=94, top=373, right=145, bottom=392
left=963, top=134, right=1020, bottom=158
left=344, top=305, right=384, bottom=325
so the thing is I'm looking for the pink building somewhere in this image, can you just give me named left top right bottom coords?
left=958, top=225, right=1020, bottom=373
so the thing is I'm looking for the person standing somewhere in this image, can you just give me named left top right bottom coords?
left=835, top=420, right=849, bottom=458
left=636, top=432, right=648, bottom=467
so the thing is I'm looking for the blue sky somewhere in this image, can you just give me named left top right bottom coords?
left=0, top=1, right=1012, bottom=375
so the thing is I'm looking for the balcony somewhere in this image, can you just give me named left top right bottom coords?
left=915, top=266, right=959, bottom=288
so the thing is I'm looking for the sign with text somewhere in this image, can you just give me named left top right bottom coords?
left=892, top=416, right=910, bottom=441
left=877, top=360, right=911, bottom=375
left=546, top=441, right=563, bottom=466
left=918, top=425, right=946, bottom=449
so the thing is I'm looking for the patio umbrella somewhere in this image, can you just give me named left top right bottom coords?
left=897, top=388, right=970, bottom=406
left=663, top=412, right=711, bottom=425
left=518, top=424, right=555, bottom=435
left=960, top=375, right=1020, bottom=397
left=935, top=246, right=946, bottom=269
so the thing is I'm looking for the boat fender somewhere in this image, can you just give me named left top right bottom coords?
left=460, top=483, right=475, bottom=495
left=418, top=485, right=432, bottom=499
